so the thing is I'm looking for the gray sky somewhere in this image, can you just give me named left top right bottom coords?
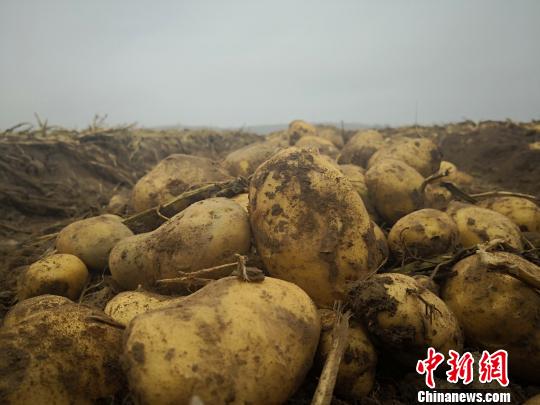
left=1, top=0, right=539, bottom=129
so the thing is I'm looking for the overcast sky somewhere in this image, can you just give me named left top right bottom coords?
left=1, top=0, right=539, bottom=129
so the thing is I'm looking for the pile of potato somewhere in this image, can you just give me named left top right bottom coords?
left=2, top=119, right=539, bottom=404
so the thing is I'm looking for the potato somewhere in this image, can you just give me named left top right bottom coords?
left=339, top=164, right=378, bottom=221
left=17, top=253, right=88, bottom=301
left=423, top=183, right=453, bottom=210
left=368, top=137, right=441, bottom=177
left=446, top=202, right=524, bottom=250
left=349, top=273, right=463, bottom=366
left=110, top=197, right=251, bottom=290
left=131, top=154, right=232, bottom=212
left=107, top=188, right=131, bottom=215
left=56, top=214, right=133, bottom=271
left=231, top=192, right=249, bottom=212
left=295, top=135, right=339, bottom=159
left=123, top=276, right=320, bottom=405
left=317, top=309, right=377, bottom=399
left=287, top=119, right=317, bottom=144
left=338, top=130, right=384, bottom=167
left=105, top=290, right=178, bottom=326
left=372, top=222, right=389, bottom=267
left=413, top=275, right=440, bottom=295
left=441, top=252, right=540, bottom=382
left=316, top=126, right=344, bottom=148
left=3, top=294, right=72, bottom=328
left=477, top=196, right=540, bottom=232
left=365, top=159, right=424, bottom=224
left=388, top=209, right=459, bottom=259
left=223, top=140, right=282, bottom=177
left=0, top=301, right=124, bottom=404
left=438, top=161, right=473, bottom=187
left=249, top=147, right=382, bottom=307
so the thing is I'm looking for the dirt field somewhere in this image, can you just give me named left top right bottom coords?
left=0, top=120, right=538, bottom=404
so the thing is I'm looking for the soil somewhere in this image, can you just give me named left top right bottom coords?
left=0, top=120, right=539, bottom=404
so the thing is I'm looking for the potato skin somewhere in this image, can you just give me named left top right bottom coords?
left=365, top=159, right=424, bottom=224
left=123, top=276, right=321, bottom=405
left=317, top=309, right=377, bottom=399
left=288, top=119, right=318, bottom=144
left=446, top=202, right=524, bottom=250
left=338, top=130, right=384, bottom=167
left=110, top=197, right=251, bottom=290
left=249, top=148, right=381, bottom=307
left=223, top=141, right=282, bottom=177
left=104, top=290, right=178, bottom=326
left=477, top=196, right=540, bottom=232
left=230, top=192, right=249, bottom=212
left=349, top=273, right=463, bottom=366
left=0, top=302, right=124, bottom=404
left=131, top=154, right=232, bottom=212
left=368, top=137, right=442, bottom=177
left=441, top=252, right=540, bottom=382
left=388, top=209, right=459, bottom=259
left=17, top=253, right=88, bottom=301
left=56, top=214, right=133, bottom=271
left=3, top=294, right=72, bottom=328
left=295, top=136, right=339, bottom=159
left=339, top=164, right=379, bottom=221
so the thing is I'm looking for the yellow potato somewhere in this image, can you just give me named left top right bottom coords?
left=249, top=147, right=382, bottom=307
left=56, top=214, right=133, bottom=271
left=339, top=164, right=378, bottom=221
left=316, top=126, right=344, bottom=148
left=295, top=135, right=340, bottom=160
left=17, top=253, right=88, bottom=301
left=446, top=202, right=523, bottom=250
left=423, top=183, right=453, bottom=210
left=223, top=140, right=282, bottom=177
left=372, top=221, right=389, bottom=267
left=123, top=276, right=320, bottom=405
left=338, top=130, right=384, bottom=167
left=231, top=192, right=249, bottom=212
left=477, top=196, right=540, bottom=232
left=131, top=154, right=232, bottom=212
left=287, top=119, right=317, bottom=144
left=317, top=309, right=377, bottom=399
left=3, top=294, right=72, bottom=328
left=365, top=159, right=424, bottom=224
left=368, top=137, right=441, bottom=177
left=438, top=161, right=473, bottom=187
left=0, top=301, right=124, bottom=404
left=349, top=273, right=463, bottom=366
left=441, top=252, right=540, bottom=383
left=110, top=197, right=251, bottom=290
left=388, top=209, right=459, bottom=259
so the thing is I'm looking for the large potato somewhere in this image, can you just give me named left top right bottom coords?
left=17, top=253, right=88, bottom=301
left=0, top=300, right=124, bottom=404
left=365, top=159, right=424, bottom=224
left=477, top=196, right=540, bottom=232
left=317, top=309, right=377, bottom=399
left=349, top=273, right=463, bottom=366
left=388, top=209, right=459, bottom=259
left=123, top=276, right=320, bottom=405
left=56, top=214, right=133, bottom=271
left=441, top=252, right=540, bottom=382
left=446, top=202, right=524, bottom=250
left=339, top=164, right=378, bottom=221
left=110, top=197, right=251, bottom=290
left=287, top=119, right=317, bottom=144
left=249, top=147, right=382, bottom=307
left=368, top=137, right=441, bottom=177
left=223, top=140, right=282, bottom=177
left=338, top=130, right=384, bottom=167
left=295, top=135, right=339, bottom=159
left=131, top=154, right=232, bottom=212
left=3, top=294, right=72, bottom=328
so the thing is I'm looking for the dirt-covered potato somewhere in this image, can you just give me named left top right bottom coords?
left=295, top=135, right=339, bottom=159
left=317, top=309, right=377, bottom=399
left=3, top=294, right=72, bottom=328
left=287, top=119, right=317, bottom=144
left=110, top=197, right=251, bottom=290
left=223, top=140, right=282, bottom=177
left=477, top=196, right=540, bottom=232
left=423, top=183, right=454, bottom=210
left=249, top=148, right=382, bottom=307
left=365, top=159, right=424, bottom=224
left=349, top=273, right=463, bottom=366
left=17, top=253, right=88, bottom=301
left=338, top=130, right=384, bottom=167
left=438, top=161, right=473, bottom=187
left=105, top=290, right=178, bottom=326
left=56, top=214, right=134, bottom=271
left=388, top=209, right=459, bottom=259
left=372, top=222, right=389, bottom=267
left=446, top=202, right=524, bottom=250
left=231, top=192, right=249, bottom=212
left=0, top=301, right=124, bottom=404
left=316, top=126, right=344, bottom=148
left=339, top=164, right=378, bottom=221
left=441, top=252, right=540, bottom=382
left=131, top=154, right=232, bottom=212
left=123, top=276, right=320, bottom=405
left=368, top=137, right=442, bottom=177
